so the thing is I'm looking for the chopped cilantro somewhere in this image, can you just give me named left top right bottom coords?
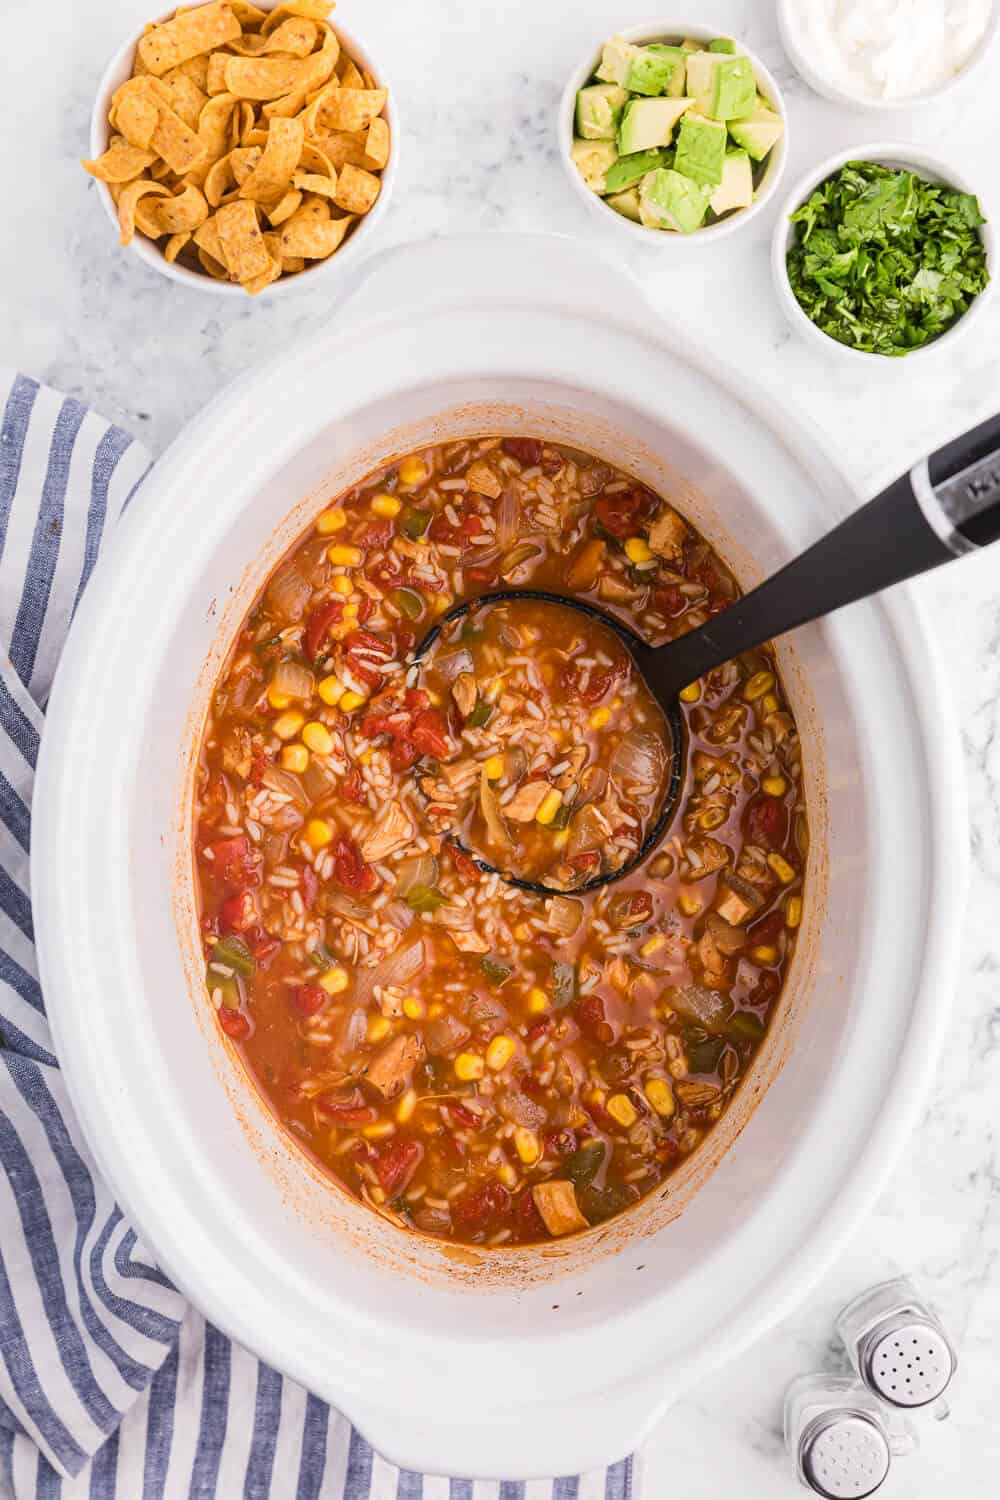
left=786, top=161, right=989, bottom=356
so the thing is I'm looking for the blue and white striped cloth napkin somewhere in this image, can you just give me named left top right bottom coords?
left=0, top=370, right=635, bottom=1500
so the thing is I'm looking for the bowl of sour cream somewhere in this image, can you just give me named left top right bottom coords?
left=778, top=0, right=998, bottom=109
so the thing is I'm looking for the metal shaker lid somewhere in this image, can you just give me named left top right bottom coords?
left=800, top=1411, right=891, bottom=1498
left=863, top=1315, right=955, bottom=1407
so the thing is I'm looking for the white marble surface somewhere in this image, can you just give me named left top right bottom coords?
left=6, top=0, right=1000, bottom=1493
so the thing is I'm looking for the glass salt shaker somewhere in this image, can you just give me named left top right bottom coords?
left=836, top=1277, right=957, bottom=1418
left=784, top=1374, right=917, bottom=1498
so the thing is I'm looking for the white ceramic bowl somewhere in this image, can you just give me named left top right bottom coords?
left=88, top=3, right=398, bottom=299
left=772, top=143, right=996, bottom=365
left=777, top=0, right=1000, bottom=111
left=32, top=235, right=965, bottom=1478
left=558, top=20, right=788, bottom=246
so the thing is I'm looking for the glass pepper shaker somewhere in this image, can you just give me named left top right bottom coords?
left=784, top=1374, right=917, bottom=1497
left=836, top=1277, right=957, bottom=1418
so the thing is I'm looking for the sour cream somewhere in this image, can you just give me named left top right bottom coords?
left=792, top=0, right=994, bottom=100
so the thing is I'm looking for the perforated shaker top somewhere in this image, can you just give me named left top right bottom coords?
left=865, top=1319, right=955, bottom=1407
left=802, top=1414, right=891, bottom=1498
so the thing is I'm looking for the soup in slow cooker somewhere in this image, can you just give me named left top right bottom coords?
left=194, top=437, right=807, bottom=1245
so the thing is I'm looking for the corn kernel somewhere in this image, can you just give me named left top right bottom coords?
left=318, top=675, right=345, bottom=706
left=316, top=506, right=347, bottom=534
left=267, top=687, right=291, bottom=710
left=697, top=807, right=726, bottom=831
left=767, top=852, right=796, bottom=885
left=679, top=681, right=701, bottom=704
left=514, top=924, right=532, bottom=942
left=678, top=892, right=702, bottom=917
left=744, top=670, right=775, bottom=702
left=342, top=603, right=358, bottom=620
left=535, top=788, right=564, bottom=826
left=763, top=693, right=780, bottom=714
left=402, top=997, right=424, bottom=1021
left=527, top=987, right=549, bottom=1014
left=432, top=593, right=452, bottom=614
left=371, top=492, right=401, bottom=518
left=762, top=776, right=787, bottom=797
left=498, top=1163, right=518, bottom=1189
left=358, top=750, right=373, bottom=766
left=327, top=544, right=363, bottom=567
left=280, top=744, right=309, bottom=773
left=589, top=707, right=611, bottom=730
left=304, top=818, right=334, bottom=850
left=484, top=756, right=504, bottom=781
left=640, top=933, right=666, bottom=958
left=318, top=965, right=348, bottom=995
left=362, top=1121, right=394, bottom=1139
left=553, top=830, right=569, bottom=849
left=302, top=721, right=334, bottom=755
left=624, top=536, right=652, bottom=564
left=273, top=710, right=305, bottom=741
left=398, top=456, right=429, bottom=487
left=607, top=1093, right=639, bottom=1128
left=339, top=690, right=366, bottom=713
left=785, top=896, right=802, bottom=930
left=454, top=1052, right=484, bottom=1081
left=645, top=1078, right=675, bottom=1117
left=332, top=575, right=353, bottom=596
left=426, top=689, right=441, bottom=706
left=367, top=1015, right=391, bottom=1043
left=486, top=1035, right=515, bottom=1071
left=396, top=1088, right=417, bottom=1123
left=513, top=1128, right=541, bottom=1164
left=611, top=697, right=622, bottom=710
left=427, top=1002, right=444, bottom=1019
left=750, top=944, right=778, bottom=966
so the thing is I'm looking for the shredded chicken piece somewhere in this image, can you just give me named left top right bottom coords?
left=359, top=801, right=414, bottom=863
left=648, top=506, right=688, bottom=559
left=364, top=1033, right=425, bottom=1099
left=452, top=672, right=478, bottom=719
left=532, top=1180, right=589, bottom=1237
left=686, top=837, right=730, bottom=878
left=465, top=460, right=503, bottom=499
left=504, top=780, right=550, bottom=822
left=447, top=930, right=490, bottom=955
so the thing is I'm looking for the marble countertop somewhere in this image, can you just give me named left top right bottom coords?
left=8, top=0, right=1000, bottom=1493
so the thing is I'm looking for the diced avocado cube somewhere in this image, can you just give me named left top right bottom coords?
left=571, top=138, right=618, bottom=194
left=623, top=46, right=673, bottom=96
left=576, top=83, right=628, bottom=141
left=674, top=112, right=727, bottom=186
left=728, top=103, right=785, bottom=162
left=617, top=96, right=693, bottom=154
left=709, top=149, right=754, bottom=215
left=708, top=37, right=736, bottom=53
left=685, top=50, right=756, bottom=120
left=645, top=44, right=688, bottom=96
left=606, top=187, right=642, bottom=222
left=595, top=36, right=639, bottom=86
left=604, top=147, right=670, bottom=194
left=639, top=168, right=712, bottom=233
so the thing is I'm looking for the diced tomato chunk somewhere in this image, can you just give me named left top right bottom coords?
left=357, top=595, right=375, bottom=624
left=332, top=835, right=378, bottom=895
left=339, top=769, right=366, bottom=804
left=595, top=485, right=657, bottom=539
left=374, top=1137, right=424, bottom=1196
left=218, top=1007, right=251, bottom=1040
left=409, top=708, right=451, bottom=760
left=428, top=508, right=484, bottom=551
left=389, top=738, right=421, bottom=771
left=743, top=795, right=788, bottom=850
left=653, top=585, right=685, bottom=618
left=447, top=1101, right=479, bottom=1129
left=501, top=437, right=543, bottom=467
left=304, top=599, right=344, bottom=661
left=292, top=984, right=327, bottom=1017
left=360, top=518, right=395, bottom=550
left=207, top=835, right=261, bottom=889
left=560, top=657, right=626, bottom=706
left=451, top=1181, right=511, bottom=1233
left=446, top=841, right=480, bottom=882
left=341, top=628, right=393, bottom=692
left=218, top=888, right=259, bottom=934
left=244, top=926, right=281, bottom=965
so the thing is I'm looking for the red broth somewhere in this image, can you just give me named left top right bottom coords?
left=195, top=437, right=806, bottom=1245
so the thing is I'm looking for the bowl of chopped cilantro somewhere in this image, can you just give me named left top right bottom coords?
left=772, top=144, right=993, bottom=360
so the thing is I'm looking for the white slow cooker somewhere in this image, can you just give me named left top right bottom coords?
left=31, top=235, right=965, bottom=1479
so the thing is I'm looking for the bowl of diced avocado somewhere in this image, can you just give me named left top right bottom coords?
left=559, top=22, right=788, bottom=240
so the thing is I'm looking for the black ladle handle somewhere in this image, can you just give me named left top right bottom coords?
left=635, top=411, right=1000, bottom=704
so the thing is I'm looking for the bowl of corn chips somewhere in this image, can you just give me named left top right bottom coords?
left=84, top=1, right=396, bottom=296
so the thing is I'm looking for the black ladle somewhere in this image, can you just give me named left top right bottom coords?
left=416, top=412, right=1000, bottom=896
